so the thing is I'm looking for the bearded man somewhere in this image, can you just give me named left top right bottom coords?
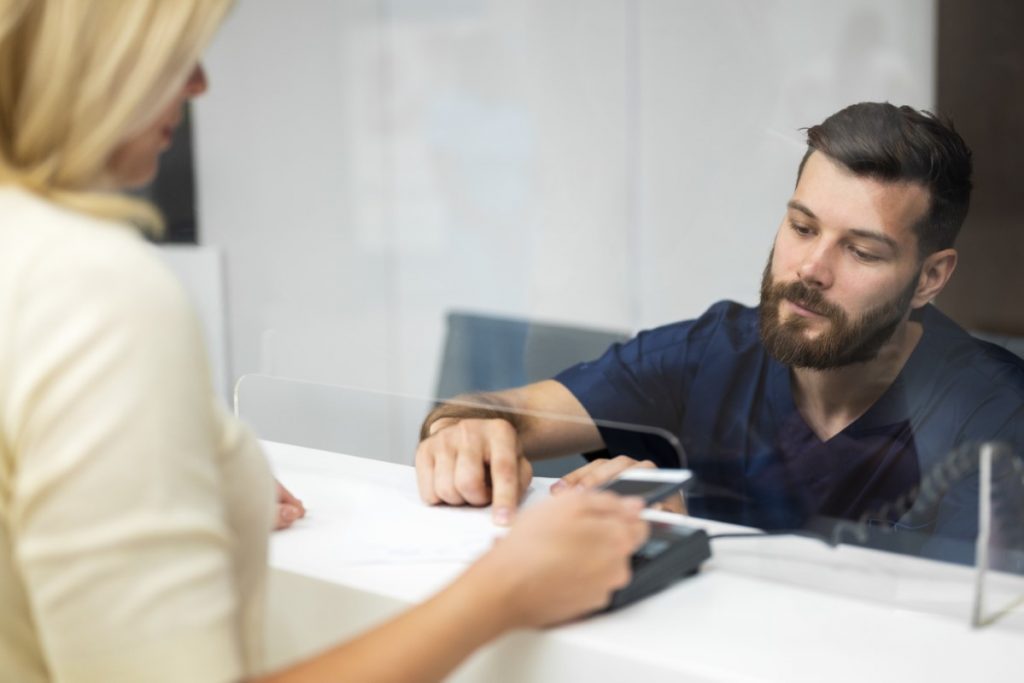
left=414, top=102, right=1024, bottom=562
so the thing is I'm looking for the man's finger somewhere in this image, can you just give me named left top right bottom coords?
left=551, top=458, right=607, bottom=493
left=488, top=428, right=522, bottom=526
left=454, top=449, right=491, bottom=506
left=576, top=456, right=655, bottom=490
left=517, top=457, right=532, bottom=501
left=433, top=447, right=464, bottom=505
left=415, top=447, right=441, bottom=505
left=559, top=457, right=636, bottom=490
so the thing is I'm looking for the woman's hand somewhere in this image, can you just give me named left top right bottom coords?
left=472, top=489, right=649, bottom=628
left=274, top=479, right=306, bottom=530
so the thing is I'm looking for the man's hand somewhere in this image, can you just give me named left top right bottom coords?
left=550, top=455, right=687, bottom=514
left=415, top=417, right=532, bottom=525
left=274, top=479, right=306, bottom=530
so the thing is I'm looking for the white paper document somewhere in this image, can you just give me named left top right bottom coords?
left=266, top=442, right=555, bottom=574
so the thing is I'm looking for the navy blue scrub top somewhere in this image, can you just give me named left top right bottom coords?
left=555, top=301, right=1024, bottom=563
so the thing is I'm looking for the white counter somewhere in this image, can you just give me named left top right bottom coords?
left=263, top=441, right=1024, bottom=682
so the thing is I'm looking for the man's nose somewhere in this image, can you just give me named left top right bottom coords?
left=797, top=244, right=834, bottom=289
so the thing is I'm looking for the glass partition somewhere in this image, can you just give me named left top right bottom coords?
left=237, top=374, right=1023, bottom=630
left=974, top=442, right=1024, bottom=626
left=208, top=0, right=1024, bottom=631
left=235, top=373, right=694, bottom=586
left=235, top=374, right=426, bottom=465
left=235, top=372, right=687, bottom=471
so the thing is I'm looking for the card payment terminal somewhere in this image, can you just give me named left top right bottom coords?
left=603, top=521, right=712, bottom=612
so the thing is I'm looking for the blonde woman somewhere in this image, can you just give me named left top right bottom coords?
left=0, top=2, right=648, bottom=681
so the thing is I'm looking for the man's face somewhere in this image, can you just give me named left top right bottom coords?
left=759, top=151, right=930, bottom=369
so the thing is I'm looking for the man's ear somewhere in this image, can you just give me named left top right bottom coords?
left=912, top=248, right=958, bottom=308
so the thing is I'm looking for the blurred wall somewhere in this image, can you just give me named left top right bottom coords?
left=193, top=0, right=935, bottom=398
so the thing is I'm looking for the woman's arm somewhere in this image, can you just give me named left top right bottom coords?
left=7, top=234, right=261, bottom=682
left=259, top=491, right=647, bottom=683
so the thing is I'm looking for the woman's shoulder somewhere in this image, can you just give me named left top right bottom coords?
left=0, top=186, right=186, bottom=313
left=1, top=185, right=156, bottom=261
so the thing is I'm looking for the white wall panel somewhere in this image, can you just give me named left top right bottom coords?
left=635, top=0, right=935, bottom=327
left=193, top=0, right=935, bottom=399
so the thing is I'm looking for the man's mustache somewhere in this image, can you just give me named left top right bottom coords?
left=770, top=280, right=845, bottom=322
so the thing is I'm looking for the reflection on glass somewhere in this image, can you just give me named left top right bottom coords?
left=235, top=375, right=1022, bottom=627
left=507, top=103, right=1020, bottom=573
left=412, top=103, right=1024, bottom=580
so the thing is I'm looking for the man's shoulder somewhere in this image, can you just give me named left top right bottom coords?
left=560, top=301, right=766, bottom=385
left=919, top=306, right=1024, bottom=398
left=645, top=300, right=757, bottom=335
left=912, top=307, right=1024, bottom=445
left=639, top=300, right=761, bottom=352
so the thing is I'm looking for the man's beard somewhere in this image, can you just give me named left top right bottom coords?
left=758, top=252, right=919, bottom=370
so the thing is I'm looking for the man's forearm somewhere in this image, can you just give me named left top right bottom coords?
left=419, top=380, right=604, bottom=460
left=419, top=393, right=524, bottom=441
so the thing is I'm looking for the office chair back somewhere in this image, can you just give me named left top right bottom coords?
left=435, top=311, right=630, bottom=477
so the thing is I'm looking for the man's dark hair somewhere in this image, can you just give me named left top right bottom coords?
left=796, top=102, right=973, bottom=257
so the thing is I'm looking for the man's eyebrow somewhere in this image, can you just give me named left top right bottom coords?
left=787, top=200, right=900, bottom=253
left=847, top=228, right=899, bottom=252
left=787, top=200, right=817, bottom=219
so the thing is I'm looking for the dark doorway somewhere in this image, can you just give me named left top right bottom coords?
left=135, top=103, right=200, bottom=244
left=936, top=0, right=1024, bottom=335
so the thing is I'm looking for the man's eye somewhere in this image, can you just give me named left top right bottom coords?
left=850, top=246, right=881, bottom=262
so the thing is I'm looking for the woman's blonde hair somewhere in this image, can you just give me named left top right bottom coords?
left=0, top=0, right=232, bottom=233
